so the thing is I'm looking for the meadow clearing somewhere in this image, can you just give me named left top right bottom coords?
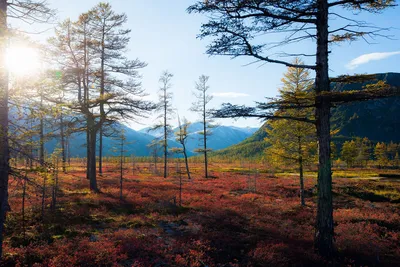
left=2, top=161, right=400, bottom=266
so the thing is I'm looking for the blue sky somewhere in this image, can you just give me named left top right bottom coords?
left=13, top=0, right=400, bottom=130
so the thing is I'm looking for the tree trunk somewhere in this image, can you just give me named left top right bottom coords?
left=119, top=139, right=123, bottom=200
left=60, top=111, right=66, bottom=173
left=41, top=173, right=46, bottom=221
left=88, top=117, right=98, bottom=192
left=99, top=126, right=103, bottom=175
left=299, top=155, right=305, bottom=207
left=183, top=145, right=191, bottom=180
left=203, top=98, right=208, bottom=178
left=314, top=0, right=334, bottom=258
left=298, top=137, right=305, bottom=207
left=0, top=0, right=9, bottom=258
left=163, top=89, right=168, bottom=178
left=98, top=21, right=106, bottom=176
left=39, top=92, right=45, bottom=166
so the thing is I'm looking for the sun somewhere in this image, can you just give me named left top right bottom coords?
left=6, top=46, right=42, bottom=77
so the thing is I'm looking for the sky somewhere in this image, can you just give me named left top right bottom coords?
left=11, top=0, right=400, bottom=131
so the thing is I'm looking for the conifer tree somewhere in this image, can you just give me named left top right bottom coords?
left=265, top=59, right=316, bottom=206
left=87, top=2, right=148, bottom=175
left=341, top=140, right=358, bottom=167
left=191, top=75, right=213, bottom=178
left=0, top=0, right=54, bottom=258
left=173, top=116, right=191, bottom=180
left=375, top=142, right=388, bottom=168
left=152, top=71, right=174, bottom=178
left=188, top=0, right=398, bottom=256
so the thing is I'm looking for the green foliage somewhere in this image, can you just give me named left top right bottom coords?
left=341, top=140, right=358, bottom=167
left=265, top=59, right=316, bottom=168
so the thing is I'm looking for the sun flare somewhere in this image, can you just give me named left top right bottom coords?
left=6, top=46, right=42, bottom=77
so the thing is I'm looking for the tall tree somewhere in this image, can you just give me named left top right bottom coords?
left=0, top=0, right=54, bottom=258
left=87, top=2, right=145, bottom=176
left=152, top=70, right=174, bottom=178
left=48, top=4, right=153, bottom=191
left=191, top=75, right=213, bottom=178
left=265, top=59, right=316, bottom=206
left=188, top=0, right=397, bottom=256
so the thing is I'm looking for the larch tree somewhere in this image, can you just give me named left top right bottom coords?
left=0, top=0, right=54, bottom=258
left=188, top=0, right=398, bottom=257
left=153, top=70, right=174, bottom=178
left=191, top=75, right=213, bottom=178
left=265, top=59, right=316, bottom=206
left=173, top=116, right=191, bottom=180
left=374, top=142, right=387, bottom=167
left=87, top=2, right=145, bottom=176
left=48, top=3, right=154, bottom=192
left=341, top=140, right=358, bottom=167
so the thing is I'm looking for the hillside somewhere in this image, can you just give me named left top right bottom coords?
left=214, top=72, right=400, bottom=159
left=138, top=122, right=257, bottom=155
left=331, top=72, right=400, bottom=143
left=211, top=122, right=269, bottom=159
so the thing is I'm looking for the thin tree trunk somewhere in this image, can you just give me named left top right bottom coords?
left=99, top=126, right=103, bottom=175
left=203, top=96, right=208, bottom=178
left=89, top=126, right=98, bottom=192
left=0, top=0, right=10, bottom=258
left=163, top=89, right=167, bottom=178
left=298, top=137, right=305, bottom=206
left=314, top=0, right=334, bottom=257
left=39, top=92, right=45, bottom=166
left=119, top=138, right=123, bottom=200
left=60, top=110, right=66, bottom=173
left=299, top=157, right=305, bottom=207
left=98, top=20, right=106, bottom=176
left=22, top=168, right=27, bottom=242
left=66, top=134, right=71, bottom=166
left=183, top=144, right=191, bottom=180
left=86, top=120, right=90, bottom=180
left=41, top=173, right=46, bottom=221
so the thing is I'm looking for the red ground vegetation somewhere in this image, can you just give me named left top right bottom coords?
left=1, top=162, right=400, bottom=266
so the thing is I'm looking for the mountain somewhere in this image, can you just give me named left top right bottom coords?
left=211, top=123, right=269, bottom=160
left=138, top=122, right=256, bottom=154
left=331, top=72, right=400, bottom=143
left=43, top=122, right=254, bottom=158
left=183, top=123, right=254, bottom=152
left=45, top=124, right=161, bottom=157
left=214, top=72, right=400, bottom=159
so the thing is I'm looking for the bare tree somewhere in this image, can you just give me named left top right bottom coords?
left=152, top=70, right=174, bottom=178
left=48, top=4, right=154, bottom=192
left=188, top=0, right=398, bottom=257
left=191, top=75, right=213, bottom=178
left=173, top=116, right=191, bottom=180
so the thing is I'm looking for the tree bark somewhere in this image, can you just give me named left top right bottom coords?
left=119, top=138, right=123, bottom=200
left=98, top=19, right=106, bottom=176
left=39, top=91, right=45, bottom=166
left=163, top=87, right=168, bottom=178
left=99, top=126, right=103, bottom=175
left=0, top=0, right=9, bottom=258
left=88, top=116, right=98, bottom=192
left=298, top=137, right=305, bottom=207
left=60, top=110, right=66, bottom=173
left=314, top=0, right=334, bottom=257
left=183, top=144, right=191, bottom=180
left=203, top=93, right=208, bottom=178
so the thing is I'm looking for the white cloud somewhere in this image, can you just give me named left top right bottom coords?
left=346, top=51, right=400, bottom=69
left=212, top=92, right=250, bottom=98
